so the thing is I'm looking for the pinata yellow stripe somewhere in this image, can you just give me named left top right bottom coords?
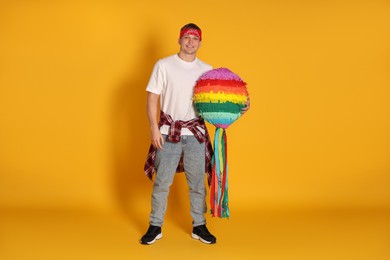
left=193, top=93, right=247, bottom=104
left=194, top=85, right=248, bottom=95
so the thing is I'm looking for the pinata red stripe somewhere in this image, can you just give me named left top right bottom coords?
left=195, top=79, right=246, bottom=87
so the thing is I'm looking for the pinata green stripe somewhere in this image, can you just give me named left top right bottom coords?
left=195, top=102, right=245, bottom=113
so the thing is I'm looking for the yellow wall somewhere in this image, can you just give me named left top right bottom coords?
left=1, top=0, right=389, bottom=212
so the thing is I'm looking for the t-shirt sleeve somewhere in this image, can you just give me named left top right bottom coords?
left=146, top=61, right=164, bottom=94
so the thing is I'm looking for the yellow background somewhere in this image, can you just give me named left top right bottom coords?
left=0, top=0, right=389, bottom=259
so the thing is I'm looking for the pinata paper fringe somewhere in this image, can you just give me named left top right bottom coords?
left=210, top=127, right=230, bottom=218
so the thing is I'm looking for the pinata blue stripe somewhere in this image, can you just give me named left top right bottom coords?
left=200, top=112, right=241, bottom=125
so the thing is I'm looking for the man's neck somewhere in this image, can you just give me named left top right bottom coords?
left=178, top=52, right=197, bottom=62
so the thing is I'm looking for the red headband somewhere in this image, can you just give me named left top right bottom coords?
left=180, top=28, right=202, bottom=41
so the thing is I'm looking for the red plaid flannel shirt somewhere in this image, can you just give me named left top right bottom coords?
left=144, top=111, right=213, bottom=186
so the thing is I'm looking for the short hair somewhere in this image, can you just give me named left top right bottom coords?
left=180, top=23, right=201, bottom=32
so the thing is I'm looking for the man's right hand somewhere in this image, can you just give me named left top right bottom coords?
left=151, top=127, right=164, bottom=149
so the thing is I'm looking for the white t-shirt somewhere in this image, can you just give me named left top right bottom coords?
left=146, top=54, right=212, bottom=135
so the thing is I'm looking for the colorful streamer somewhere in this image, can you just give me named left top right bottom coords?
left=210, top=127, right=229, bottom=218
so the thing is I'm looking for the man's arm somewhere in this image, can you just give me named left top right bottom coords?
left=147, top=92, right=164, bottom=149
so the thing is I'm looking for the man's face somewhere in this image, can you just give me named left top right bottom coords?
left=178, top=34, right=201, bottom=55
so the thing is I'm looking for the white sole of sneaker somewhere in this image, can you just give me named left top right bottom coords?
left=191, top=233, right=212, bottom=244
left=146, top=233, right=163, bottom=245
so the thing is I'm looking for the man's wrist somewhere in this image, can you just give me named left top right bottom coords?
left=151, top=125, right=160, bottom=132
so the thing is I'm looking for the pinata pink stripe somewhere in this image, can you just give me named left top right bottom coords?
left=199, top=68, right=244, bottom=81
left=215, top=124, right=230, bottom=129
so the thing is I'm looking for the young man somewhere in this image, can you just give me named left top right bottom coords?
left=141, top=23, right=217, bottom=245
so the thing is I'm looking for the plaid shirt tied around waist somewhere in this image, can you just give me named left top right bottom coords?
left=144, top=111, right=213, bottom=185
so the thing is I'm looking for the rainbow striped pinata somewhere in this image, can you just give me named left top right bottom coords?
left=193, top=68, right=249, bottom=218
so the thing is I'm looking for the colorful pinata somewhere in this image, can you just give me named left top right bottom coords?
left=193, top=68, right=249, bottom=218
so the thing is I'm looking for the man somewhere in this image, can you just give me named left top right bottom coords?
left=141, top=23, right=249, bottom=245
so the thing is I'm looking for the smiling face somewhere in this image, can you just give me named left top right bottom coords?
left=178, top=33, right=202, bottom=56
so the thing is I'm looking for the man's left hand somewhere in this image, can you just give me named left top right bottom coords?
left=241, top=96, right=250, bottom=114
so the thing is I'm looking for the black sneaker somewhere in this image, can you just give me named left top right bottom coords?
left=191, top=225, right=216, bottom=244
left=140, top=225, right=162, bottom=245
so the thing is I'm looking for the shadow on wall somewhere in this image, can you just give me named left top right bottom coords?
left=110, top=36, right=192, bottom=234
